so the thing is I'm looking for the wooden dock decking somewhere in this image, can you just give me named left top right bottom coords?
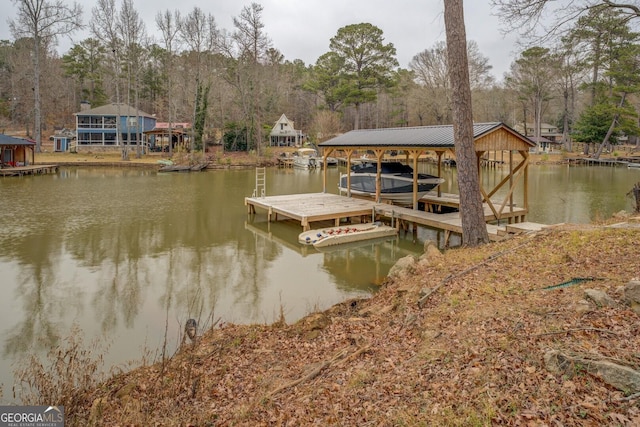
left=245, top=192, right=540, bottom=244
left=0, top=164, right=58, bottom=176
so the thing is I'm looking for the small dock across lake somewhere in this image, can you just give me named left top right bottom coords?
left=0, top=164, right=58, bottom=177
left=245, top=192, right=545, bottom=244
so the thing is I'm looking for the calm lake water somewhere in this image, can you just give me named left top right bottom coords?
left=1, top=162, right=639, bottom=401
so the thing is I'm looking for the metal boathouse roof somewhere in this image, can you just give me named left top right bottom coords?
left=318, top=122, right=533, bottom=149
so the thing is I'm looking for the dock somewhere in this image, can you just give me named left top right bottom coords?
left=0, top=164, right=58, bottom=176
left=277, top=157, right=294, bottom=168
left=245, top=192, right=545, bottom=245
left=566, top=157, right=639, bottom=167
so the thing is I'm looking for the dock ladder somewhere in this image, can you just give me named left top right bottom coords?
left=252, top=167, right=266, bottom=198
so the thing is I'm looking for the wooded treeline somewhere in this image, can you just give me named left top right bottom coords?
left=2, top=0, right=640, bottom=155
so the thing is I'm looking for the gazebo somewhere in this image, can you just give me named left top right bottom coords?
left=0, top=134, right=36, bottom=167
left=318, top=122, right=536, bottom=222
left=144, top=122, right=192, bottom=152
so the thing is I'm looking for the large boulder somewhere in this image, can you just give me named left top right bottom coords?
left=419, top=240, right=443, bottom=266
left=584, top=289, right=617, bottom=308
left=387, top=255, right=417, bottom=281
left=544, top=350, right=640, bottom=393
left=624, top=280, right=640, bottom=315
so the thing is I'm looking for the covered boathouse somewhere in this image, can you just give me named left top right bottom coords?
left=245, top=122, right=539, bottom=243
left=317, top=122, right=536, bottom=222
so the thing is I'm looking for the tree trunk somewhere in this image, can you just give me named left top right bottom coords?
left=590, top=41, right=600, bottom=106
left=33, top=33, right=42, bottom=153
left=594, top=92, right=626, bottom=159
left=632, top=183, right=640, bottom=213
left=534, top=92, right=543, bottom=152
left=444, top=0, right=489, bottom=247
left=562, top=87, right=571, bottom=152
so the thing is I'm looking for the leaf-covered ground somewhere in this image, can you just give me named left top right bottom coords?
left=76, top=218, right=640, bottom=426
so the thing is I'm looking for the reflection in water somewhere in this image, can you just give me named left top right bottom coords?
left=1, top=164, right=638, bottom=402
left=0, top=167, right=425, bottom=401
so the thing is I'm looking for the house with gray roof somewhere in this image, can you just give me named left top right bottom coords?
left=74, top=102, right=156, bottom=152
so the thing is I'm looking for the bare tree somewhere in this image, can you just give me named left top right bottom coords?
left=492, top=0, right=640, bottom=40
left=232, top=2, right=271, bottom=64
left=444, top=0, right=489, bottom=246
left=7, top=39, right=35, bottom=135
left=410, top=42, right=451, bottom=124
left=230, top=3, right=272, bottom=154
left=9, top=0, right=82, bottom=152
left=117, top=0, right=146, bottom=159
left=156, top=10, right=182, bottom=156
left=410, top=40, right=493, bottom=125
left=506, top=47, right=558, bottom=152
left=91, top=0, right=123, bottom=156
left=90, top=0, right=146, bottom=160
left=180, top=7, right=219, bottom=153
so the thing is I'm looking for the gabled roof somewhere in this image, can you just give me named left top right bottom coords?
left=53, top=128, right=75, bottom=138
left=74, top=103, right=155, bottom=118
left=319, top=122, right=535, bottom=150
left=270, top=114, right=300, bottom=136
left=272, top=113, right=294, bottom=127
left=0, top=134, right=36, bottom=146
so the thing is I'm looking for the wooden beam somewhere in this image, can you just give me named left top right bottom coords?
left=408, top=149, right=422, bottom=210
left=321, top=147, right=335, bottom=193
left=485, top=154, right=528, bottom=200
left=345, top=149, right=355, bottom=197
left=521, top=150, right=529, bottom=215
left=436, top=151, right=444, bottom=197
left=374, top=149, right=386, bottom=202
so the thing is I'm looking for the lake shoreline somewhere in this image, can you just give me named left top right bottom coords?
left=56, top=218, right=640, bottom=425
left=32, top=148, right=634, bottom=169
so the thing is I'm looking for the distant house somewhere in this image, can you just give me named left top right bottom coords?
left=52, top=128, right=76, bottom=152
left=74, top=102, right=156, bottom=152
left=269, top=114, right=303, bottom=147
left=513, top=122, right=563, bottom=141
left=513, top=122, right=563, bottom=152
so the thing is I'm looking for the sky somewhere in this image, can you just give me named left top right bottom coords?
left=1, top=0, right=522, bottom=81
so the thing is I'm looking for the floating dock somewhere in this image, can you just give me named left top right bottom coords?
left=0, top=164, right=58, bottom=177
left=245, top=192, right=544, bottom=245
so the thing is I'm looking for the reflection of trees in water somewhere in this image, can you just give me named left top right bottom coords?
left=90, top=262, right=144, bottom=333
left=229, top=235, right=280, bottom=321
left=69, top=220, right=149, bottom=333
left=3, top=233, right=84, bottom=358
